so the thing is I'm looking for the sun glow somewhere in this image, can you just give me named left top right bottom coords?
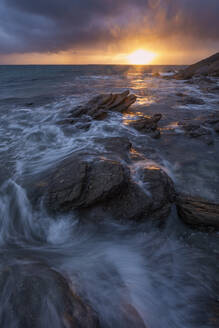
left=127, top=49, right=156, bottom=65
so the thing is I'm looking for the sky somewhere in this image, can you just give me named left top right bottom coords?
left=0, top=0, right=218, bottom=65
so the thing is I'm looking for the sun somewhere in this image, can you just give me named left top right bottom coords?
left=127, top=49, right=156, bottom=65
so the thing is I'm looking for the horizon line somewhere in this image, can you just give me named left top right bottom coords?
left=0, top=63, right=188, bottom=66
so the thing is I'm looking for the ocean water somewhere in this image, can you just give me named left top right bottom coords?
left=0, top=65, right=218, bottom=327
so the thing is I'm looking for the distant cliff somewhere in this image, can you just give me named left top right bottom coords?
left=174, top=52, right=219, bottom=79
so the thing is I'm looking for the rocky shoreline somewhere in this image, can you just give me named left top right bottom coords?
left=26, top=90, right=219, bottom=231
left=2, top=56, right=219, bottom=327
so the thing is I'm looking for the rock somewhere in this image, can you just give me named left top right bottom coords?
left=178, top=96, right=205, bottom=105
left=176, top=194, right=219, bottom=230
left=138, top=165, right=175, bottom=219
left=203, top=112, right=219, bottom=125
left=214, top=122, right=219, bottom=133
left=0, top=264, right=99, bottom=328
left=39, top=157, right=127, bottom=212
left=176, top=92, right=185, bottom=97
left=69, top=90, right=137, bottom=120
left=178, top=121, right=213, bottom=144
left=209, top=85, right=219, bottom=93
left=189, top=127, right=211, bottom=138
left=174, top=52, right=219, bottom=79
left=128, top=114, right=162, bottom=137
left=90, top=164, right=175, bottom=222
left=93, top=137, right=132, bottom=160
left=30, top=156, right=175, bottom=223
left=149, top=130, right=161, bottom=139
left=152, top=72, right=161, bottom=77
left=178, top=121, right=201, bottom=132
left=199, top=134, right=214, bottom=145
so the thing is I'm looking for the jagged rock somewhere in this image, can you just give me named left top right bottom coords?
left=30, top=156, right=175, bottom=223
left=68, top=90, right=137, bottom=120
left=176, top=194, right=219, bottom=230
left=0, top=264, right=99, bottom=328
left=174, top=52, right=219, bottom=79
left=128, top=114, right=162, bottom=138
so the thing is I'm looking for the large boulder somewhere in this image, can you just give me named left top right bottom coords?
left=30, top=156, right=175, bottom=223
left=174, top=52, right=219, bottom=79
left=68, top=90, right=137, bottom=120
left=176, top=194, right=219, bottom=230
left=35, top=157, right=128, bottom=212
left=0, top=264, right=99, bottom=328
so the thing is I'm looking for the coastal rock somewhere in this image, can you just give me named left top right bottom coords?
left=176, top=194, right=219, bottom=230
left=178, top=95, right=205, bottom=105
left=174, top=52, right=219, bottom=79
left=31, top=156, right=175, bottom=222
left=214, top=122, right=219, bottom=133
left=188, top=127, right=211, bottom=138
left=139, top=166, right=175, bottom=215
left=39, top=157, right=127, bottom=212
left=69, top=90, right=137, bottom=120
left=198, top=135, right=214, bottom=145
left=178, top=121, right=213, bottom=144
left=0, top=265, right=99, bottom=328
left=93, top=137, right=132, bottom=160
left=203, top=112, right=219, bottom=125
left=78, top=164, right=175, bottom=222
left=152, top=72, right=161, bottom=77
left=178, top=121, right=201, bottom=131
left=128, top=114, right=162, bottom=138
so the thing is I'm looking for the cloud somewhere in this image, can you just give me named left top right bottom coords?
left=0, top=0, right=218, bottom=55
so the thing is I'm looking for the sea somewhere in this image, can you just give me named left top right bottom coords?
left=0, top=65, right=218, bottom=327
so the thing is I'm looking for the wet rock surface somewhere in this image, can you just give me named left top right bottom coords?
left=78, top=165, right=175, bottom=223
left=128, top=114, right=162, bottom=138
left=178, top=121, right=214, bottom=144
left=28, top=92, right=219, bottom=229
left=34, top=156, right=128, bottom=212
left=31, top=155, right=175, bottom=223
left=176, top=194, right=219, bottom=230
left=68, top=90, right=137, bottom=120
left=177, top=94, right=205, bottom=105
left=177, top=111, right=219, bottom=144
left=93, top=137, right=132, bottom=160
left=1, top=62, right=219, bottom=328
left=0, top=264, right=99, bottom=328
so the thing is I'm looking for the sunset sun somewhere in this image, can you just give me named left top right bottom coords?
left=127, top=49, right=156, bottom=65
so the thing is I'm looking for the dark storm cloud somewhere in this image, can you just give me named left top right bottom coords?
left=0, top=0, right=218, bottom=54
left=153, top=0, right=219, bottom=40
